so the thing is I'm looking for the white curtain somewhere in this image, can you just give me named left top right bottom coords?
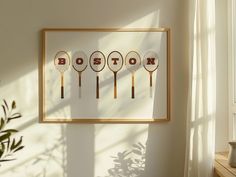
left=184, top=0, right=216, bottom=176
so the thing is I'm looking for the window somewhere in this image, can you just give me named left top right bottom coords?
left=228, top=0, right=236, bottom=140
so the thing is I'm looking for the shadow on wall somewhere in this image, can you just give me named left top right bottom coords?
left=98, top=142, right=146, bottom=177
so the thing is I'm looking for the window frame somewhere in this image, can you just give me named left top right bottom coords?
left=228, top=0, right=236, bottom=141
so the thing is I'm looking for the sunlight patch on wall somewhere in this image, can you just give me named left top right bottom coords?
left=0, top=70, right=38, bottom=126
left=123, top=11, right=160, bottom=28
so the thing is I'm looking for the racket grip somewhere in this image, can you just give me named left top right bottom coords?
left=114, top=73, right=117, bottom=99
left=132, top=86, right=135, bottom=99
left=60, top=74, right=64, bottom=99
left=79, top=73, right=81, bottom=87
left=61, top=86, right=64, bottom=99
left=96, top=76, right=99, bottom=99
left=78, top=72, right=82, bottom=98
left=131, top=74, right=135, bottom=99
left=150, top=74, right=152, bottom=87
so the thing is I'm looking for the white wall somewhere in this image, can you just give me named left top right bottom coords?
left=0, top=0, right=188, bottom=177
left=215, top=0, right=229, bottom=152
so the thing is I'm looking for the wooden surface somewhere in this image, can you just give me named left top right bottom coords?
left=215, top=152, right=236, bottom=177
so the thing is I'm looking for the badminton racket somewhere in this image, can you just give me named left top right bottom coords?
left=107, top=51, right=123, bottom=99
left=143, top=51, right=159, bottom=87
left=72, top=51, right=88, bottom=98
left=125, top=51, right=141, bottom=99
left=54, top=51, right=70, bottom=99
left=89, top=51, right=106, bottom=99
left=143, top=51, right=159, bottom=97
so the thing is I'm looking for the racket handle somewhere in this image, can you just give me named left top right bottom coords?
left=131, top=74, right=135, bottom=99
left=61, top=86, right=64, bottom=99
left=61, top=74, right=64, bottom=99
left=96, top=76, right=99, bottom=99
left=79, top=72, right=81, bottom=87
left=132, top=86, right=135, bottom=99
left=150, top=72, right=153, bottom=87
left=114, top=72, right=117, bottom=99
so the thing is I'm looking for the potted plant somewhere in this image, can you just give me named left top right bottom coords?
left=0, top=100, right=24, bottom=164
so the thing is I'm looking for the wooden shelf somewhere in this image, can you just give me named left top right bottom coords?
left=215, top=152, right=236, bottom=177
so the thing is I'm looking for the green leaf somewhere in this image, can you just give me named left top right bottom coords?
left=6, top=138, right=10, bottom=150
left=3, top=100, right=9, bottom=110
left=0, top=118, right=4, bottom=130
left=7, top=113, right=22, bottom=122
left=1, top=129, right=18, bottom=134
left=0, top=143, right=5, bottom=158
left=11, top=101, right=16, bottom=109
left=2, top=105, right=6, bottom=119
left=1, top=142, right=5, bottom=152
left=14, top=136, right=23, bottom=149
left=13, top=146, right=24, bottom=153
left=0, top=150, right=3, bottom=159
left=9, top=115, right=21, bottom=119
left=0, top=159, right=15, bottom=162
left=10, top=113, right=21, bottom=117
left=10, top=136, right=23, bottom=151
left=10, top=138, right=16, bottom=151
left=0, top=133, right=11, bottom=142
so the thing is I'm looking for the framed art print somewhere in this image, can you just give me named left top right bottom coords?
left=39, top=28, right=171, bottom=123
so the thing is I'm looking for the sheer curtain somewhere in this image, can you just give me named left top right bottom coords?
left=184, top=0, right=216, bottom=176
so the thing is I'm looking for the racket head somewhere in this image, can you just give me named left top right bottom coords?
left=125, top=51, right=141, bottom=73
left=143, top=51, right=159, bottom=72
left=72, top=51, right=88, bottom=72
left=89, top=51, right=106, bottom=72
left=107, top=51, right=123, bottom=73
left=54, top=51, right=70, bottom=73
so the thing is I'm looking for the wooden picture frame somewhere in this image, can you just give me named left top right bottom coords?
left=39, top=28, right=171, bottom=123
